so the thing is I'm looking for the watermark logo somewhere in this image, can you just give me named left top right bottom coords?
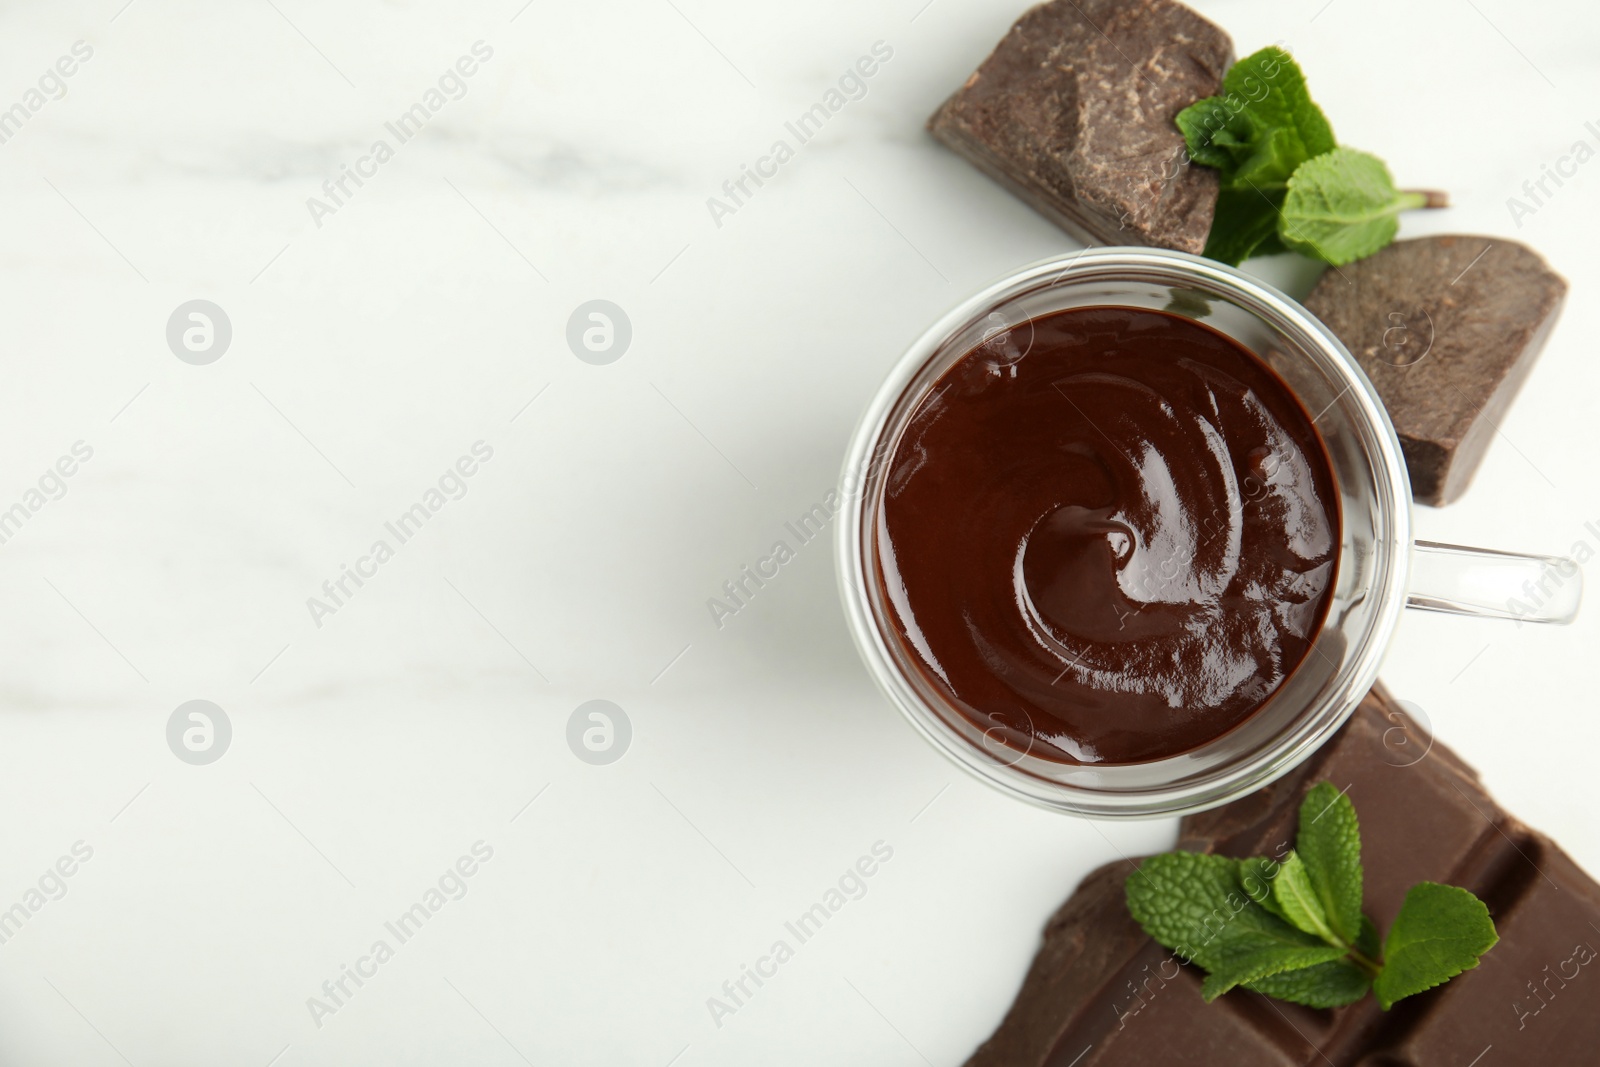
left=1378, top=307, right=1434, bottom=367
left=1112, top=838, right=1293, bottom=1029
left=1380, top=700, right=1433, bottom=768
left=705, top=41, right=893, bottom=229
left=306, top=841, right=495, bottom=1028
left=566, top=700, right=631, bottom=765
left=1514, top=938, right=1596, bottom=1031
left=167, top=300, right=232, bottom=365
left=0, top=440, right=93, bottom=549
left=977, top=307, right=1036, bottom=367
left=566, top=300, right=631, bottom=365
left=1505, top=518, right=1595, bottom=625
left=306, top=442, right=494, bottom=629
left=306, top=41, right=494, bottom=228
left=980, top=722, right=1041, bottom=769
left=707, top=484, right=849, bottom=630
left=1506, top=119, right=1600, bottom=228
left=167, top=700, right=231, bottom=765
left=0, top=841, right=94, bottom=947
left=706, top=841, right=894, bottom=1029
left=0, top=40, right=93, bottom=147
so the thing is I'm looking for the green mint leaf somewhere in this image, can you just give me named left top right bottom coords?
left=1176, top=47, right=1335, bottom=264
left=1278, top=148, right=1429, bottom=266
left=1202, top=188, right=1284, bottom=266
left=1354, top=914, right=1381, bottom=961
left=1243, top=958, right=1371, bottom=1008
left=1238, top=856, right=1291, bottom=924
left=1271, top=852, right=1340, bottom=943
left=1174, top=98, right=1242, bottom=171
left=1296, top=782, right=1364, bottom=946
left=1244, top=916, right=1380, bottom=1008
left=1125, top=852, right=1250, bottom=972
left=1126, top=852, right=1342, bottom=1001
left=1176, top=47, right=1334, bottom=191
left=1199, top=938, right=1347, bottom=1002
left=1230, top=117, right=1323, bottom=195
left=1372, top=883, right=1499, bottom=1009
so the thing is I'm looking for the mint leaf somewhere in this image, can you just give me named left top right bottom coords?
left=1278, top=148, right=1428, bottom=266
left=1175, top=47, right=1335, bottom=265
left=1296, top=782, right=1364, bottom=945
left=1243, top=958, right=1370, bottom=1008
left=1373, top=883, right=1499, bottom=1009
left=1174, top=97, right=1245, bottom=171
left=1353, top=914, right=1381, bottom=961
left=1238, top=856, right=1290, bottom=923
left=1244, top=916, right=1380, bottom=1008
left=1202, top=189, right=1284, bottom=266
left=1124, top=852, right=1253, bottom=971
left=1199, top=937, right=1346, bottom=1002
left=1176, top=47, right=1334, bottom=191
left=1271, top=852, right=1339, bottom=943
left=1126, top=852, right=1344, bottom=1001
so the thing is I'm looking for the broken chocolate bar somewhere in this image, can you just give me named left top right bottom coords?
left=965, top=684, right=1600, bottom=1065
left=1303, top=236, right=1567, bottom=506
left=928, top=0, right=1231, bottom=254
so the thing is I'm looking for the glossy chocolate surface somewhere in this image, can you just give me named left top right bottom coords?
left=876, top=306, right=1339, bottom=764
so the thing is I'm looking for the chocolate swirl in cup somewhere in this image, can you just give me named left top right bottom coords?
left=876, top=306, right=1339, bottom=765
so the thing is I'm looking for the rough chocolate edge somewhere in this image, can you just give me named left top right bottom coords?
left=1436, top=287, right=1565, bottom=504
left=928, top=111, right=1121, bottom=250
left=964, top=859, right=1147, bottom=1067
left=927, top=0, right=1230, bottom=254
left=1303, top=237, right=1568, bottom=507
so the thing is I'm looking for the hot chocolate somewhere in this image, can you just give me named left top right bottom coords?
left=874, top=306, right=1340, bottom=765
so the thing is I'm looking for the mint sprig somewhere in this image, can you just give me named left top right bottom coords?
left=1125, top=782, right=1499, bottom=1010
left=1175, top=48, right=1443, bottom=266
left=1175, top=47, right=1334, bottom=265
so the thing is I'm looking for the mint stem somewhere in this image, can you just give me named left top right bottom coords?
left=1347, top=948, right=1383, bottom=979
left=1399, top=188, right=1449, bottom=209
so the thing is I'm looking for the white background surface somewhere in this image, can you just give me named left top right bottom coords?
left=0, top=0, right=1595, bottom=1063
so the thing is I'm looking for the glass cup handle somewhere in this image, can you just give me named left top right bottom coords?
left=1406, top=540, right=1583, bottom=625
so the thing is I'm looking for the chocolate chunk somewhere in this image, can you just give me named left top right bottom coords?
left=1368, top=844, right=1600, bottom=1065
left=963, top=684, right=1600, bottom=1065
left=1303, top=236, right=1567, bottom=506
left=965, top=860, right=1305, bottom=1067
left=928, top=0, right=1231, bottom=254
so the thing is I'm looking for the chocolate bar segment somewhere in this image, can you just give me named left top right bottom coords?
left=965, top=860, right=1308, bottom=1067
left=963, top=684, right=1600, bottom=1065
left=928, top=0, right=1231, bottom=254
left=1303, top=236, right=1567, bottom=506
left=1360, top=842, right=1600, bottom=1065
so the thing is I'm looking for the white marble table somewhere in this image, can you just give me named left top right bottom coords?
left=0, top=0, right=1594, bottom=1063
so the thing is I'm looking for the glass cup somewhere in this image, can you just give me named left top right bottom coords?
left=835, top=249, right=1581, bottom=819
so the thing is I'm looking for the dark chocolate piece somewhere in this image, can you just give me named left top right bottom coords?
left=964, top=684, right=1600, bottom=1065
left=1303, top=236, right=1567, bottom=506
left=928, top=0, right=1231, bottom=254
left=967, top=859, right=1308, bottom=1066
